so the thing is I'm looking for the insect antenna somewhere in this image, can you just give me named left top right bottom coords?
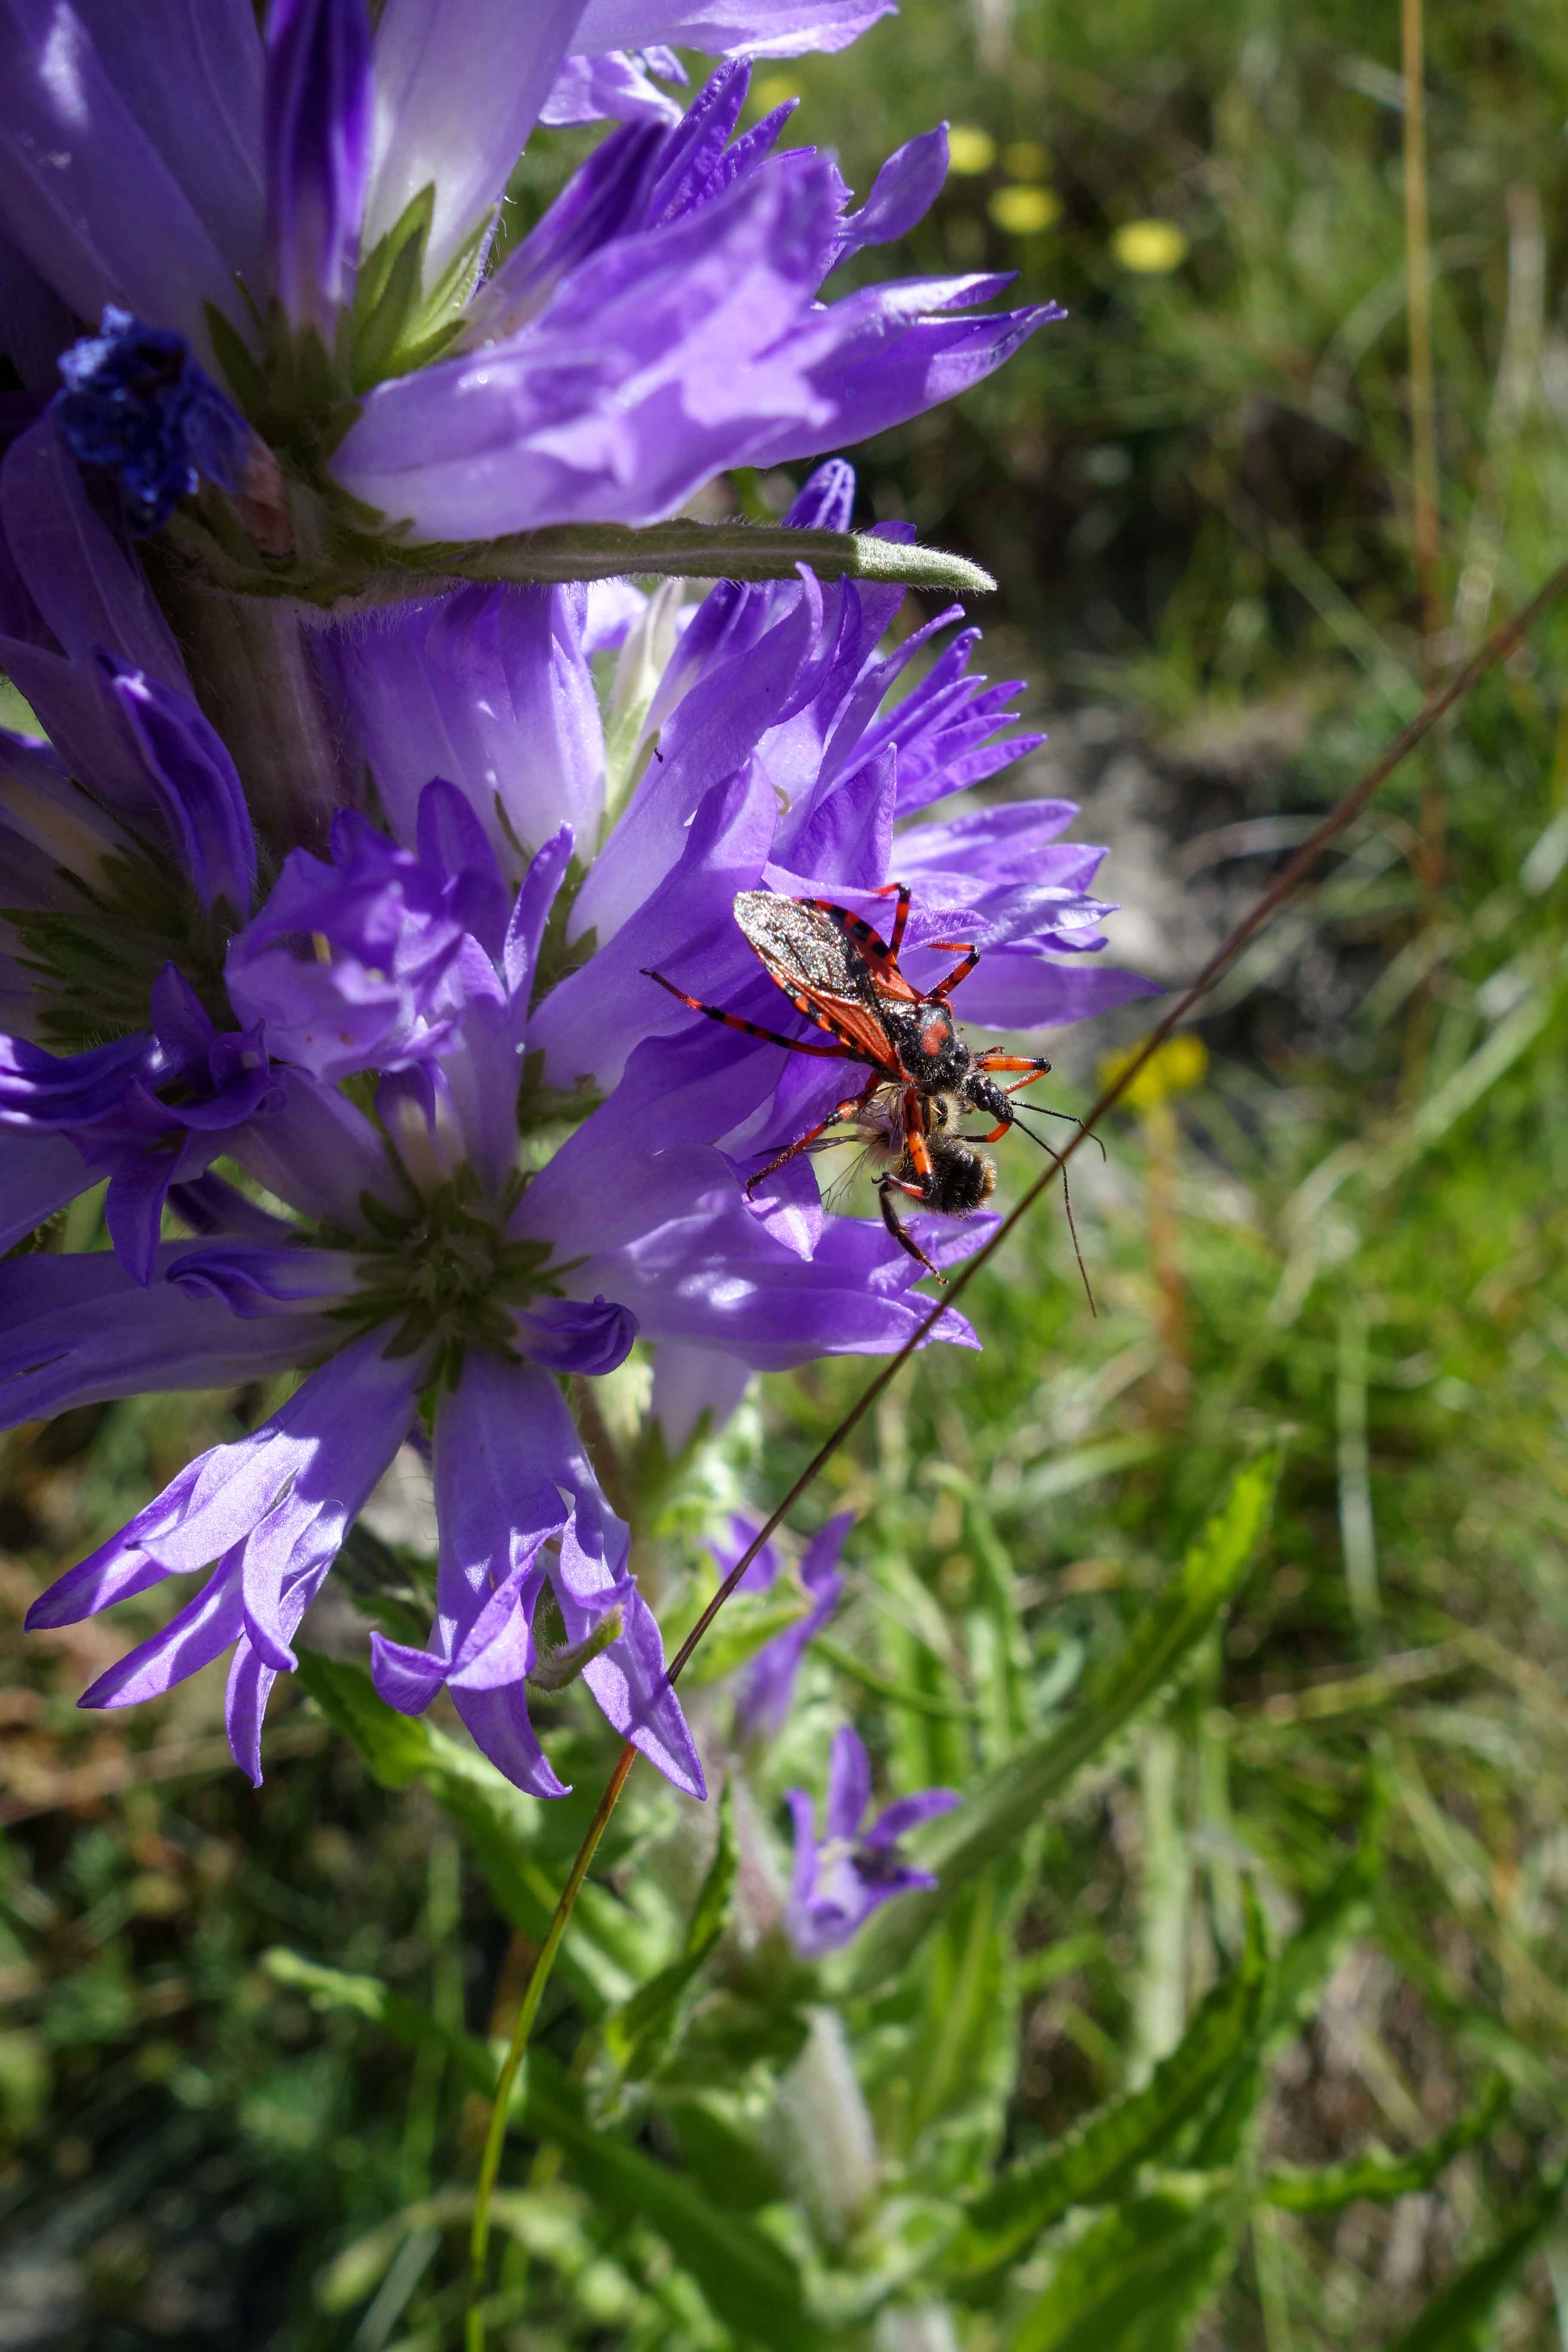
left=1011, top=1111, right=1098, bottom=1315
left=1020, top=1102, right=1109, bottom=1162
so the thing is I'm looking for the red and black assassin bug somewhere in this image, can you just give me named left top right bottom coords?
left=643, top=883, right=1092, bottom=1292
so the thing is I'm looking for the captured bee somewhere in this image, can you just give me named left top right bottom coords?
left=644, top=882, right=1096, bottom=1298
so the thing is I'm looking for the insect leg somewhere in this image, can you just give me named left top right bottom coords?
left=877, top=1176, right=946, bottom=1284
left=871, top=880, right=913, bottom=956
left=745, top=1075, right=883, bottom=1194
left=973, top=1050, right=1053, bottom=1080
left=641, top=968, right=852, bottom=1059
left=900, top=1084, right=936, bottom=1183
left=925, top=942, right=983, bottom=998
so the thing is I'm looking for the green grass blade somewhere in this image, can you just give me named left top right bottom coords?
left=846, top=1454, right=1279, bottom=1990
left=1004, top=2179, right=1242, bottom=2352
left=944, top=1886, right=1267, bottom=2281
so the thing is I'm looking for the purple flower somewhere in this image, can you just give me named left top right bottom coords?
left=10, top=784, right=978, bottom=1792
left=334, top=70, right=1058, bottom=538
left=0, top=415, right=282, bottom=1273
left=55, top=306, right=253, bottom=533
left=0, top=3, right=899, bottom=381
left=784, top=1726, right=957, bottom=1959
left=721, top=1510, right=851, bottom=1744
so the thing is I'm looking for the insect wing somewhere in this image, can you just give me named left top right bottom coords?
left=732, top=891, right=897, bottom=1068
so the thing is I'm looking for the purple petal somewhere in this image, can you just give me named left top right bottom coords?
left=98, top=656, right=255, bottom=909
left=503, top=824, right=573, bottom=1016
left=571, top=1, right=893, bottom=51
left=864, top=1786, right=960, bottom=1848
left=66, top=0, right=266, bottom=291
left=332, top=154, right=845, bottom=536
left=0, top=413, right=189, bottom=694
left=517, top=1295, right=638, bottom=1378
left=528, top=763, right=778, bottom=1092
left=226, top=1066, right=403, bottom=1227
left=540, top=50, right=684, bottom=129
left=833, top=125, right=947, bottom=263
left=650, top=1336, right=752, bottom=1453
left=364, top=0, right=583, bottom=285
left=0, top=1125, right=92, bottom=1248
left=325, top=584, right=604, bottom=871
left=0, top=1244, right=320, bottom=1432
left=0, top=0, right=242, bottom=355
left=79, top=1547, right=245, bottom=1709
left=166, top=1242, right=359, bottom=1317
left=265, top=0, right=371, bottom=333
left=940, top=949, right=1161, bottom=1032
left=733, top=1509, right=850, bottom=1743
left=824, top=1721, right=871, bottom=1842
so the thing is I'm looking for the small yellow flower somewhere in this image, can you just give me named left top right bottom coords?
left=1099, top=1033, right=1208, bottom=1111
left=750, top=73, right=799, bottom=113
left=987, top=184, right=1063, bottom=236
left=1111, top=218, right=1189, bottom=274
left=1001, top=138, right=1049, bottom=182
left=946, top=125, right=998, bottom=176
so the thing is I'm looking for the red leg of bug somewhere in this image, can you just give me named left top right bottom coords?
left=877, top=1176, right=946, bottom=1283
left=642, top=968, right=854, bottom=1059
left=973, top=1051, right=1053, bottom=1077
left=745, top=1077, right=883, bottom=1193
left=927, top=944, right=982, bottom=998
left=871, top=880, right=912, bottom=956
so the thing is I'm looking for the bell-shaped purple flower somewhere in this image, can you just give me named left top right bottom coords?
left=784, top=1725, right=957, bottom=1960
left=726, top=1510, right=852, bottom=1745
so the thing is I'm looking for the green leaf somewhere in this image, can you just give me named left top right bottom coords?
left=1386, top=2155, right=1568, bottom=2352
left=526, top=2054, right=815, bottom=2352
left=351, top=200, right=432, bottom=389
left=294, top=1644, right=434, bottom=1788
left=944, top=1885, right=1268, bottom=2282
left=261, top=1948, right=496, bottom=2095
left=1262, top=2077, right=1508, bottom=2211
left=389, top=518, right=999, bottom=597
left=661, top=2093, right=789, bottom=2213
left=1004, top=2177, right=1242, bottom=2352
left=848, top=1454, right=1279, bottom=1989
left=601, top=1788, right=736, bottom=2084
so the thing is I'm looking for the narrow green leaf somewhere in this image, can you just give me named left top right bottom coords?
left=295, top=1644, right=434, bottom=1788
left=526, top=2055, right=814, bottom=2352
left=1262, top=2077, right=1508, bottom=2211
left=389, top=518, right=999, bottom=597
left=1005, top=2177, right=1242, bottom=2352
left=945, top=1886, right=1268, bottom=2281
left=848, top=1455, right=1279, bottom=1989
left=1387, top=2156, right=1568, bottom=2352
left=261, top=1948, right=496, bottom=2094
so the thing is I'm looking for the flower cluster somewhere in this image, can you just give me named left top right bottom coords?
left=0, top=2, right=1148, bottom=1921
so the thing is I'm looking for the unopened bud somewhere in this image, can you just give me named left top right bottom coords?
left=766, top=2007, right=878, bottom=2244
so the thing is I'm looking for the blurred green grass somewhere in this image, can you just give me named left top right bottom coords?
left=6, top=0, right=1568, bottom=2344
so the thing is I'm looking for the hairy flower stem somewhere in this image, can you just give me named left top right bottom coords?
left=461, top=556, right=1568, bottom=2349
left=150, top=565, right=344, bottom=853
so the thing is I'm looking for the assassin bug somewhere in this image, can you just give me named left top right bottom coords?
left=643, top=884, right=1094, bottom=1295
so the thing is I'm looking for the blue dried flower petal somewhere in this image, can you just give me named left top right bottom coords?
left=55, top=305, right=250, bottom=534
